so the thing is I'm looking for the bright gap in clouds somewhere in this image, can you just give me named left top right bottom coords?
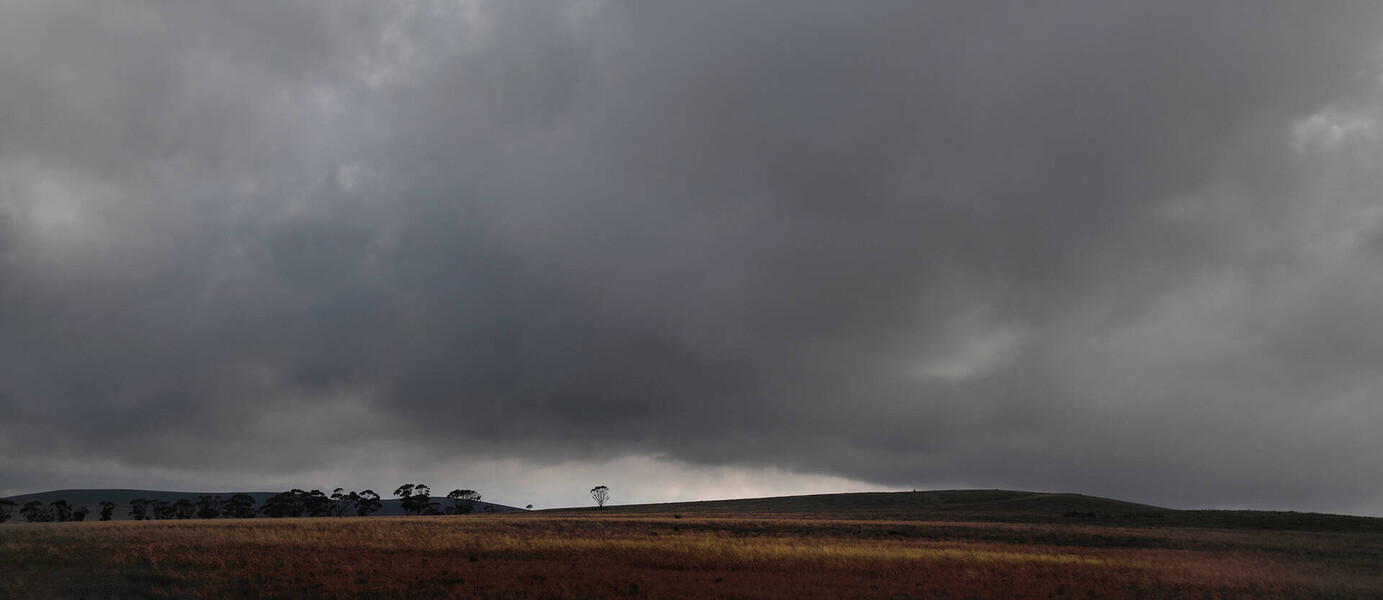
left=257, top=455, right=905, bottom=511
left=0, top=454, right=899, bottom=511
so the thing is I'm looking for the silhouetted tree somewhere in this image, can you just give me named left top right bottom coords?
left=304, top=490, right=333, bottom=517
left=260, top=491, right=307, bottom=518
left=526, top=504, right=533, bottom=511
left=591, top=485, right=610, bottom=508
left=71, top=506, right=89, bottom=521
left=259, top=494, right=290, bottom=518
left=21, top=501, right=50, bottom=522
left=152, top=500, right=175, bottom=520
left=356, top=490, right=382, bottom=516
left=98, top=500, right=115, bottom=521
left=393, top=484, right=413, bottom=514
left=129, top=499, right=151, bottom=521
left=172, top=499, right=196, bottom=519
left=222, top=493, right=257, bottom=518
left=49, top=500, right=72, bottom=522
left=446, top=489, right=481, bottom=515
left=195, top=496, right=222, bottom=519
left=330, top=488, right=358, bottom=517
left=0, top=499, right=16, bottom=523
left=395, top=484, right=431, bottom=516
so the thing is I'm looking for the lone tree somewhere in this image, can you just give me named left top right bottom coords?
left=98, top=500, right=116, bottom=521
left=0, top=499, right=15, bottom=523
left=446, top=489, right=481, bottom=515
left=590, top=485, right=610, bottom=508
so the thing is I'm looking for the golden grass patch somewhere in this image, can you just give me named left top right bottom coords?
left=2, top=515, right=1379, bottom=599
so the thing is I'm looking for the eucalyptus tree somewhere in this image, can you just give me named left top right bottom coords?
left=394, top=484, right=432, bottom=516
left=152, top=500, right=175, bottom=520
left=356, top=490, right=383, bottom=516
left=260, top=491, right=306, bottom=518
left=446, top=489, right=481, bottom=515
left=222, top=493, right=257, bottom=518
left=173, top=499, right=196, bottom=519
left=329, top=488, right=358, bottom=517
left=590, top=485, right=610, bottom=508
left=196, top=496, right=222, bottom=519
left=303, top=490, right=333, bottom=517
left=129, top=499, right=151, bottom=521
left=20, top=501, right=50, bottom=522
left=49, top=500, right=72, bottom=522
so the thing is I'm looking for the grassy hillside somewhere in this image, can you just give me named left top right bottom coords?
left=551, top=489, right=1383, bottom=533
left=5, top=512, right=1381, bottom=598
left=549, top=489, right=1164, bottom=516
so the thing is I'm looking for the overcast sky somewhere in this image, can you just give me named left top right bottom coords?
left=2, top=1, right=1383, bottom=514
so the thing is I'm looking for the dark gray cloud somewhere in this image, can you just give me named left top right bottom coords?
left=2, top=1, right=1382, bottom=514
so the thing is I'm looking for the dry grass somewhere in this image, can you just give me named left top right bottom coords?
left=2, top=513, right=1380, bottom=599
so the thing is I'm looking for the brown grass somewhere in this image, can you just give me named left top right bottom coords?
left=2, top=513, right=1380, bottom=599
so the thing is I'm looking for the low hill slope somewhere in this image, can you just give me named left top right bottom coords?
left=551, top=490, right=1383, bottom=532
left=2, top=489, right=522, bottom=520
left=3, top=489, right=280, bottom=509
left=554, top=489, right=1160, bottom=517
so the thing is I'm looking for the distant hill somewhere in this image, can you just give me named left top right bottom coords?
left=1, top=488, right=523, bottom=520
left=547, top=489, right=1383, bottom=533
left=547, top=489, right=1162, bottom=516
left=9, top=488, right=1380, bottom=533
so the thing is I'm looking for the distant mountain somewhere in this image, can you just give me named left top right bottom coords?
left=1, top=488, right=524, bottom=520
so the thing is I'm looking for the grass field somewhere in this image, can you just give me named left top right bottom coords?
left=3, top=501, right=1381, bottom=599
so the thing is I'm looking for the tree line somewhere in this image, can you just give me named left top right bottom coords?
left=0, top=484, right=491, bottom=523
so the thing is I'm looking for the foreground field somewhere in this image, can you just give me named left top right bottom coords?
left=3, top=510, right=1381, bottom=599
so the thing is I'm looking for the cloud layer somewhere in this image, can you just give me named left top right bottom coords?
left=2, top=1, right=1382, bottom=513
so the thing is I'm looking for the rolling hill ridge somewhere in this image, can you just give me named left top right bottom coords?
left=7, top=488, right=1381, bottom=532
left=549, top=489, right=1383, bottom=532
left=2, top=488, right=522, bottom=518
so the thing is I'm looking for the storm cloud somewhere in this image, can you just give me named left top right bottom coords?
left=2, top=1, right=1383, bottom=513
